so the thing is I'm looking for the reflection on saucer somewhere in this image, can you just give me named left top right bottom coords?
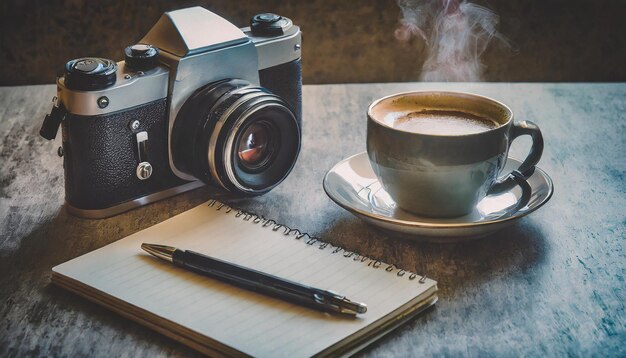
left=323, top=152, right=554, bottom=243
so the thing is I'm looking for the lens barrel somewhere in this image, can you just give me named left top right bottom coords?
left=172, top=79, right=301, bottom=195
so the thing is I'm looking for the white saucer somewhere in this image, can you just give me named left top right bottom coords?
left=323, top=152, right=554, bottom=243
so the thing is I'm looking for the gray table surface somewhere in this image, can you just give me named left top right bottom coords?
left=1, top=83, right=624, bottom=357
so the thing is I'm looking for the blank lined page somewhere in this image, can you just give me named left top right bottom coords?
left=53, top=201, right=436, bottom=357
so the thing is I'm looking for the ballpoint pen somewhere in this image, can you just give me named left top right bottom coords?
left=141, top=243, right=368, bottom=316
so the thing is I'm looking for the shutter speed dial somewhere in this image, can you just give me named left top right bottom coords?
left=124, top=44, right=159, bottom=71
left=250, top=13, right=293, bottom=36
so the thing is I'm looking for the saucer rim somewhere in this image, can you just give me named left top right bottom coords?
left=323, top=152, right=554, bottom=229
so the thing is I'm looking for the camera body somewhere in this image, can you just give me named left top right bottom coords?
left=41, top=7, right=302, bottom=218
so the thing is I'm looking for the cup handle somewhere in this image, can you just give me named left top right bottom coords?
left=487, top=120, right=544, bottom=213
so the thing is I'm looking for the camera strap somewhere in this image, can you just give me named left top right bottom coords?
left=40, top=101, right=67, bottom=140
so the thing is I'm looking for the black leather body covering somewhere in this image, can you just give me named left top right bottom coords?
left=259, top=58, right=302, bottom=126
left=62, top=99, right=188, bottom=210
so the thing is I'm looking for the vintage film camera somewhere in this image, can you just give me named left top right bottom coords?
left=40, top=7, right=302, bottom=218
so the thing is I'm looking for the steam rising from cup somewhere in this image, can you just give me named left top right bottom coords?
left=395, top=0, right=509, bottom=81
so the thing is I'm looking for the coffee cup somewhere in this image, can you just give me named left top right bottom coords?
left=366, top=91, right=543, bottom=217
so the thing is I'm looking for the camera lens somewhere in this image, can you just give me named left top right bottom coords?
left=172, top=79, right=300, bottom=195
left=237, top=121, right=275, bottom=171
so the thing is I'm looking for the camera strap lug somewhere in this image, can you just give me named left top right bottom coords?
left=135, top=131, right=152, bottom=180
left=40, top=100, right=67, bottom=140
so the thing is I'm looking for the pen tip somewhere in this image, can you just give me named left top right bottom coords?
left=141, top=243, right=176, bottom=263
left=356, top=303, right=367, bottom=314
left=337, top=297, right=367, bottom=315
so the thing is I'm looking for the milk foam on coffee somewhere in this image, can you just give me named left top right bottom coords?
left=370, top=94, right=503, bottom=136
left=391, top=110, right=499, bottom=135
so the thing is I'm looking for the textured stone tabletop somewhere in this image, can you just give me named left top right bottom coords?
left=1, top=83, right=624, bottom=356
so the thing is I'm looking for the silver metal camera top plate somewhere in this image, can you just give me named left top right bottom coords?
left=57, top=62, right=168, bottom=116
left=245, top=25, right=302, bottom=70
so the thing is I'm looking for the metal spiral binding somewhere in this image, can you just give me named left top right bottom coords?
left=207, top=200, right=428, bottom=283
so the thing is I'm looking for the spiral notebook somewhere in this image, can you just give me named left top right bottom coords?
left=52, top=201, right=437, bottom=357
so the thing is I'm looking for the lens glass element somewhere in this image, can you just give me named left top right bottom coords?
left=237, top=121, right=274, bottom=171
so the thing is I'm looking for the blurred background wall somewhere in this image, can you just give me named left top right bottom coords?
left=0, top=0, right=624, bottom=85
